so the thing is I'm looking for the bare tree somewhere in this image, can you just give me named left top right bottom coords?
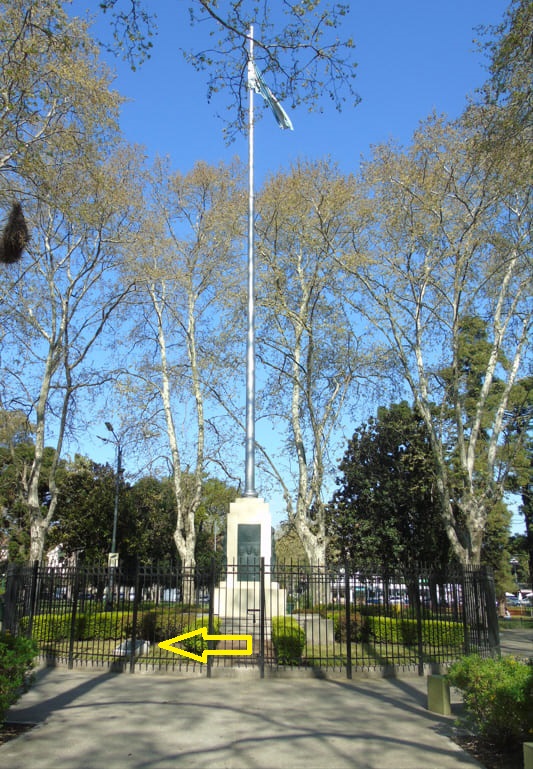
left=347, top=117, right=531, bottom=566
left=0, top=146, right=140, bottom=562
left=0, top=1, right=121, bottom=193
left=97, top=0, right=359, bottom=137
left=254, top=159, right=368, bottom=566
left=123, top=159, right=244, bottom=587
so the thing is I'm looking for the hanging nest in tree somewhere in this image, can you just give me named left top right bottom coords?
left=0, top=202, right=30, bottom=264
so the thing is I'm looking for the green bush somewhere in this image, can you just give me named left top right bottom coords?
left=367, top=616, right=402, bottom=644
left=21, top=611, right=132, bottom=642
left=179, top=617, right=221, bottom=656
left=367, top=616, right=463, bottom=648
left=135, top=610, right=176, bottom=643
left=20, top=612, right=80, bottom=642
left=271, top=616, right=306, bottom=665
left=82, top=612, right=131, bottom=641
left=447, top=654, right=533, bottom=747
left=21, top=609, right=218, bottom=647
left=0, top=633, right=38, bottom=726
left=420, top=619, right=463, bottom=648
left=332, top=612, right=372, bottom=643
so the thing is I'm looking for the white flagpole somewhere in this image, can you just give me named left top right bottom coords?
left=244, top=24, right=257, bottom=497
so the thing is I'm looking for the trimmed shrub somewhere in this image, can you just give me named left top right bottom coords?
left=367, top=616, right=463, bottom=648
left=135, top=610, right=170, bottom=643
left=20, top=612, right=82, bottom=642
left=0, top=633, right=38, bottom=726
left=421, top=619, right=463, bottom=648
left=179, top=617, right=221, bottom=657
left=447, top=654, right=533, bottom=747
left=82, top=611, right=131, bottom=641
left=21, top=611, right=132, bottom=643
left=367, top=616, right=402, bottom=644
left=271, top=616, right=306, bottom=665
left=332, top=612, right=372, bottom=643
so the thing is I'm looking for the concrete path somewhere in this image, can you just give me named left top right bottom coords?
left=499, top=625, right=532, bottom=660
left=1, top=667, right=483, bottom=769
left=5, top=622, right=529, bottom=769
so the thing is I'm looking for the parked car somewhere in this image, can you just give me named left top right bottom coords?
left=506, top=594, right=528, bottom=607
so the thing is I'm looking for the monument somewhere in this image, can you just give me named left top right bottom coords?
left=214, top=497, right=286, bottom=624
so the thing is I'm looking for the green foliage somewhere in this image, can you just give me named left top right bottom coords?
left=275, top=525, right=309, bottom=566
left=20, top=612, right=75, bottom=642
left=332, top=612, right=372, bottom=643
left=0, top=437, right=60, bottom=564
left=83, top=612, right=132, bottom=641
left=0, top=632, right=38, bottom=726
left=22, top=609, right=222, bottom=655
left=180, top=617, right=221, bottom=657
left=271, top=616, right=306, bottom=665
left=21, top=611, right=133, bottom=642
left=47, top=462, right=236, bottom=568
left=447, top=655, right=533, bottom=746
left=50, top=457, right=135, bottom=565
left=366, top=616, right=463, bottom=648
left=327, top=401, right=450, bottom=568
left=136, top=610, right=182, bottom=644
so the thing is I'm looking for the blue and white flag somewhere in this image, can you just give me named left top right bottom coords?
left=248, top=61, right=294, bottom=131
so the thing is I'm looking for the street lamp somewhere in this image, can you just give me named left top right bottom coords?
left=105, top=422, right=122, bottom=562
left=98, top=422, right=123, bottom=608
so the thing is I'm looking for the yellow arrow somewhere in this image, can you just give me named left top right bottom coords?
left=158, top=627, right=253, bottom=664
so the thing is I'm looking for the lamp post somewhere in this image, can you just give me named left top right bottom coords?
left=105, top=422, right=122, bottom=561
left=98, top=422, right=123, bottom=608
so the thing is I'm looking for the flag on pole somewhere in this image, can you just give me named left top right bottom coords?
left=248, top=61, right=294, bottom=131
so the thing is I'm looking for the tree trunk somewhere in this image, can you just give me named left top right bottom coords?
left=29, top=517, right=48, bottom=563
left=174, top=535, right=196, bottom=605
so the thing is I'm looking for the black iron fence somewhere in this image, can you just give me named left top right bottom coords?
left=2, top=560, right=499, bottom=678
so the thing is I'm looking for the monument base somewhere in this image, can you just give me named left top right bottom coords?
left=214, top=581, right=287, bottom=619
left=214, top=496, right=287, bottom=618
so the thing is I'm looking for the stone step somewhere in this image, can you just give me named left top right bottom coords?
left=214, top=630, right=274, bottom=666
left=220, top=616, right=271, bottom=639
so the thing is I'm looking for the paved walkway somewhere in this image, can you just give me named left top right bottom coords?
left=2, top=668, right=482, bottom=769
left=499, top=625, right=532, bottom=660
left=2, top=627, right=529, bottom=769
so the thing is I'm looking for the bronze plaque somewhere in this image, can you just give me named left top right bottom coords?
left=237, top=524, right=260, bottom=582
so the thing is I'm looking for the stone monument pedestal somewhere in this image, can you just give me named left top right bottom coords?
left=214, top=497, right=286, bottom=620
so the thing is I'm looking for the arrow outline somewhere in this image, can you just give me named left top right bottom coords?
left=158, top=626, right=253, bottom=663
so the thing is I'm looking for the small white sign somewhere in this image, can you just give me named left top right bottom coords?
left=108, top=552, right=119, bottom=568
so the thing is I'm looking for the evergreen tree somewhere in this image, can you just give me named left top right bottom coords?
left=328, top=402, right=451, bottom=570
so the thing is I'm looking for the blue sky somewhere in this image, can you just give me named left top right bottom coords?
left=69, top=1, right=526, bottom=535
left=78, top=0, right=508, bottom=180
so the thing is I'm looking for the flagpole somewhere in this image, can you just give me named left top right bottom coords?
left=244, top=24, right=257, bottom=497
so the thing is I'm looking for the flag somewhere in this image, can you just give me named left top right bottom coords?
left=248, top=61, right=294, bottom=131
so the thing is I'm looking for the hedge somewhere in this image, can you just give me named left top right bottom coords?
left=20, top=611, right=133, bottom=642
left=368, top=616, right=463, bottom=648
left=332, top=612, right=372, bottom=643
left=271, top=616, right=306, bottom=665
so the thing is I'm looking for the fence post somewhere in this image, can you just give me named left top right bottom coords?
left=68, top=567, right=81, bottom=670
left=414, top=571, right=424, bottom=677
left=207, top=558, right=216, bottom=679
left=344, top=562, right=352, bottom=680
left=461, top=568, right=471, bottom=655
left=25, top=560, right=40, bottom=639
left=260, top=557, right=265, bottom=679
left=129, top=561, right=141, bottom=674
left=482, top=566, right=500, bottom=656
